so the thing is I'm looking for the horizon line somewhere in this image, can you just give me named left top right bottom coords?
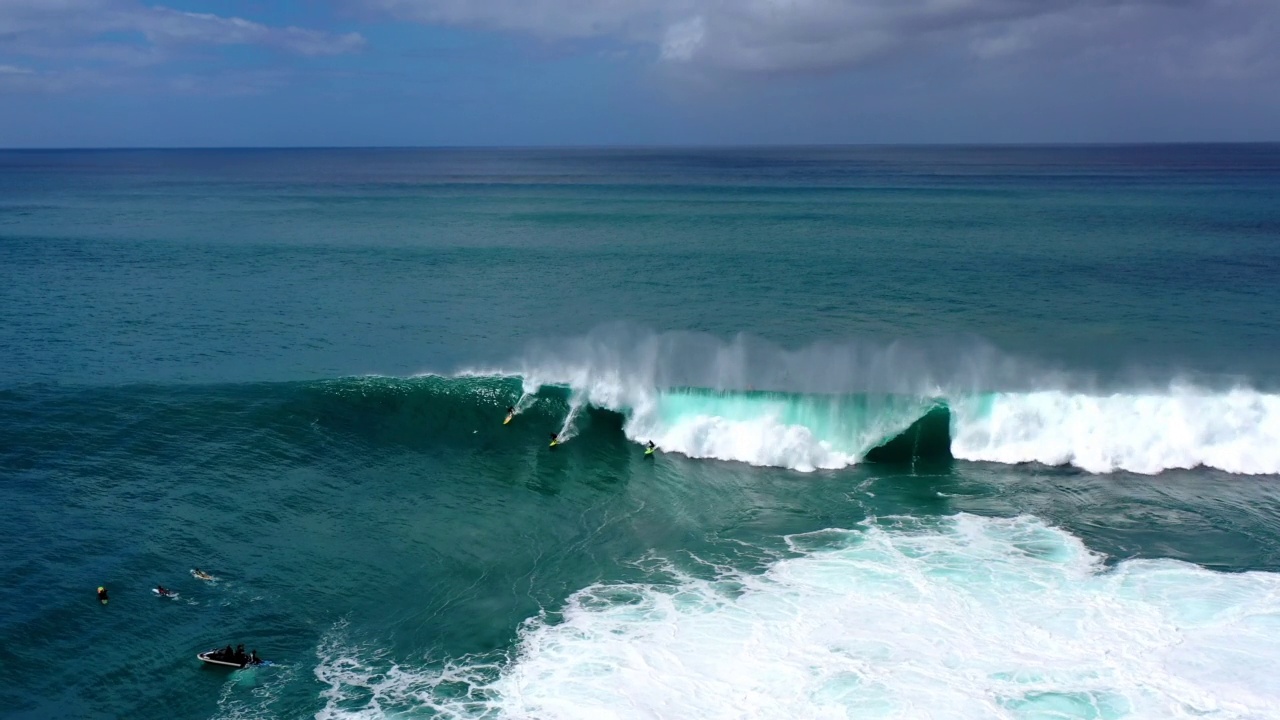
left=2, top=140, right=1279, bottom=152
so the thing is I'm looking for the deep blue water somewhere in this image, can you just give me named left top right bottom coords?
left=2, top=146, right=1279, bottom=719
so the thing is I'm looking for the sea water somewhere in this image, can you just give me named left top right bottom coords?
left=1, top=146, right=1279, bottom=719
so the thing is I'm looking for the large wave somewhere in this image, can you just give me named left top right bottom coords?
left=286, top=327, right=1280, bottom=475
left=441, top=327, right=1280, bottom=475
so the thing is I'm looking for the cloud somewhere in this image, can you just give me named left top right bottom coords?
left=0, top=0, right=364, bottom=94
left=369, top=0, right=1280, bottom=80
left=136, top=7, right=365, bottom=56
left=0, top=0, right=365, bottom=65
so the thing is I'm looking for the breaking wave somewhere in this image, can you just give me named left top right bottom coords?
left=278, top=327, right=1280, bottom=475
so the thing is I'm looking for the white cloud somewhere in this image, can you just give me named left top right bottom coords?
left=0, top=0, right=365, bottom=94
left=660, top=15, right=703, bottom=62
left=0, top=0, right=365, bottom=61
left=137, top=7, right=366, bottom=56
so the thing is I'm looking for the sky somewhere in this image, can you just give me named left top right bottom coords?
left=1, top=0, right=1278, bottom=147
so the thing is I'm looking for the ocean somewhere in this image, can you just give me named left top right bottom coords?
left=1, top=145, right=1279, bottom=719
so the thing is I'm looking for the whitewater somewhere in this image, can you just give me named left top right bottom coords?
left=313, top=514, right=1280, bottom=720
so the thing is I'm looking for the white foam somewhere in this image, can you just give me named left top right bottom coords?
left=951, top=388, right=1280, bottom=475
left=627, top=411, right=857, bottom=472
left=315, top=515, right=1280, bottom=719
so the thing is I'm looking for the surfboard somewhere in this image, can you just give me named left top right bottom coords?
left=549, top=440, right=559, bottom=447
left=153, top=589, right=179, bottom=599
left=198, top=651, right=246, bottom=668
left=504, top=414, right=513, bottom=425
left=191, top=570, right=215, bottom=581
left=198, top=651, right=269, bottom=668
left=100, top=599, right=108, bottom=605
left=644, top=448, right=654, bottom=456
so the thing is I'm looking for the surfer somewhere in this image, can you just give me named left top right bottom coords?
left=645, top=440, right=656, bottom=455
left=156, top=584, right=172, bottom=597
left=193, top=568, right=213, bottom=581
left=97, top=586, right=109, bottom=604
left=504, top=406, right=515, bottom=424
left=549, top=432, right=559, bottom=447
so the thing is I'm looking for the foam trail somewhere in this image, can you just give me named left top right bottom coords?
left=314, top=514, right=1280, bottom=719
left=556, top=401, right=585, bottom=443
left=504, top=391, right=537, bottom=422
left=513, top=392, right=536, bottom=414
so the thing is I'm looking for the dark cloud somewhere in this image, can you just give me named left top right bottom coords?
left=369, top=0, right=1279, bottom=80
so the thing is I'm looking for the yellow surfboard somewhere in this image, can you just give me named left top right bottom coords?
left=504, top=414, right=513, bottom=425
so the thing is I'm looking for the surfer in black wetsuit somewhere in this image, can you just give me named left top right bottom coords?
left=156, top=584, right=170, bottom=596
left=647, top=441, right=655, bottom=451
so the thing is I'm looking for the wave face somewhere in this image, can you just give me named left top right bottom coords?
left=313, top=514, right=1280, bottom=719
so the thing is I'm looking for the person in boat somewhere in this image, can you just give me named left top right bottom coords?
left=97, top=586, right=108, bottom=602
left=217, top=645, right=234, bottom=661
left=249, top=650, right=261, bottom=665
left=235, top=645, right=247, bottom=665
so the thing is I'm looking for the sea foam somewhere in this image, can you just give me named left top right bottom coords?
left=314, top=514, right=1280, bottom=719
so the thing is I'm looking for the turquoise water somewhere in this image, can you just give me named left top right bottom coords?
left=2, top=146, right=1280, bottom=719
